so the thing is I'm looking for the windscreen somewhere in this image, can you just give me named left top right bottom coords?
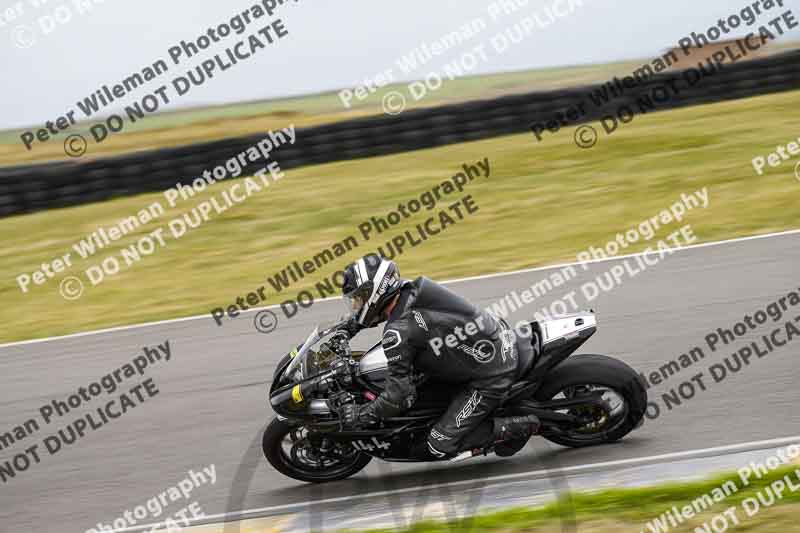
left=284, top=320, right=347, bottom=382
left=302, top=347, right=338, bottom=380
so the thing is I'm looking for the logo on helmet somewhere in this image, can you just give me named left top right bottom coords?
left=378, top=276, right=391, bottom=294
left=370, top=270, right=399, bottom=306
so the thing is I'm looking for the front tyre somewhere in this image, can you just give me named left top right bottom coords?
left=535, top=354, right=648, bottom=448
left=262, top=418, right=372, bottom=483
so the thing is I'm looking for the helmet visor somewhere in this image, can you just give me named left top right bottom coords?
left=343, top=284, right=372, bottom=319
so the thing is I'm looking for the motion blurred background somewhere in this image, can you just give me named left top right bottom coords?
left=3, top=2, right=800, bottom=532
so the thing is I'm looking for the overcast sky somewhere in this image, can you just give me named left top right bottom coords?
left=2, top=0, right=798, bottom=130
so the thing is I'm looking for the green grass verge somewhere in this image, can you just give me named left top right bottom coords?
left=347, top=464, right=800, bottom=533
left=0, top=90, right=798, bottom=343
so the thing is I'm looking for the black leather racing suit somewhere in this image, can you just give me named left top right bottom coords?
left=358, top=276, right=533, bottom=458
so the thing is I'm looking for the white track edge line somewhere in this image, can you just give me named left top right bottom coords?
left=111, top=435, right=800, bottom=533
left=3, top=228, right=799, bottom=349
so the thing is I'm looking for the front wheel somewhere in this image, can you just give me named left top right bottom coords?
left=534, top=354, right=648, bottom=448
left=262, top=418, right=372, bottom=483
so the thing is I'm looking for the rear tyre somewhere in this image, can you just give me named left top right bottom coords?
left=534, top=354, right=647, bottom=448
left=263, top=417, right=372, bottom=483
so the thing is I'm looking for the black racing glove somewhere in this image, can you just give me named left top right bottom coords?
left=338, top=402, right=361, bottom=428
left=339, top=315, right=365, bottom=339
left=338, top=402, right=378, bottom=429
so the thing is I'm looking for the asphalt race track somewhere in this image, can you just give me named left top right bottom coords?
left=1, top=232, right=799, bottom=532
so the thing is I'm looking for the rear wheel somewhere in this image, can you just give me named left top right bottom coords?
left=534, top=354, right=647, bottom=448
left=262, top=418, right=372, bottom=483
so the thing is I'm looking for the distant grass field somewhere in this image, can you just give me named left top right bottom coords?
left=0, top=90, right=798, bottom=343
left=2, top=42, right=797, bottom=167
left=2, top=59, right=657, bottom=167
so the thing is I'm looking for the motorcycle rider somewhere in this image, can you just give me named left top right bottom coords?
left=336, top=253, right=540, bottom=459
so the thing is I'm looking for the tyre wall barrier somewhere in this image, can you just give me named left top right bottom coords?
left=2, top=50, right=798, bottom=217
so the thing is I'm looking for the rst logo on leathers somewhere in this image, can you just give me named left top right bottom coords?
left=455, top=390, right=482, bottom=428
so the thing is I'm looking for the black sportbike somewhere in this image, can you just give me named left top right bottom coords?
left=264, top=311, right=647, bottom=483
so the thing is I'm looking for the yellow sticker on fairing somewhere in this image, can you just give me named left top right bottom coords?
left=291, top=384, right=303, bottom=403
left=290, top=348, right=298, bottom=358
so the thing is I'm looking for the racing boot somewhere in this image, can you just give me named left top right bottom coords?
left=492, top=415, right=540, bottom=457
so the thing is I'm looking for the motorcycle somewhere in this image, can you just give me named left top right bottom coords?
left=264, top=311, right=648, bottom=483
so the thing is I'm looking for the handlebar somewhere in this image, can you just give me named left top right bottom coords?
left=322, top=330, right=352, bottom=359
